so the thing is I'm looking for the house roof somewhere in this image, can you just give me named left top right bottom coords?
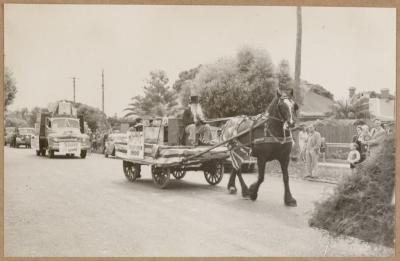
left=299, top=90, right=335, bottom=117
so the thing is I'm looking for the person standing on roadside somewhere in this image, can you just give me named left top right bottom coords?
left=304, top=124, right=321, bottom=179
left=367, top=119, right=387, bottom=158
left=347, top=143, right=361, bottom=174
left=298, top=126, right=308, bottom=162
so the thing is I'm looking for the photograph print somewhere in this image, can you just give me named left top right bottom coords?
left=4, top=4, right=396, bottom=257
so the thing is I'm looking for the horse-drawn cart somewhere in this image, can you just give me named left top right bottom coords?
left=116, top=117, right=229, bottom=188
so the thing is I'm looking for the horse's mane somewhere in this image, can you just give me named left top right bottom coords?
left=265, top=96, right=280, bottom=116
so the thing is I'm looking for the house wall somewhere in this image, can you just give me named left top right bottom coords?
left=369, top=98, right=395, bottom=120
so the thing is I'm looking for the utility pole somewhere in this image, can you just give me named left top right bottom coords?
left=294, top=6, right=303, bottom=105
left=71, top=77, right=78, bottom=103
left=101, top=70, right=104, bottom=113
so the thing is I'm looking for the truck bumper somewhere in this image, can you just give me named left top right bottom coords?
left=48, top=142, right=90, bottom=153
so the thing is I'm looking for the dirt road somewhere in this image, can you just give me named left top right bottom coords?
left=4, top=147, right=394, bottom=257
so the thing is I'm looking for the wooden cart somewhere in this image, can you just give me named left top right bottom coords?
left=116, top=117, right=229, bottom=188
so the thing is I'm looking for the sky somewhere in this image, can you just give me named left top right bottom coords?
left=5, top=5, right=396, bottom=117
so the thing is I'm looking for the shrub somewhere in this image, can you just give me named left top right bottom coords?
left=309, top=134, right=395, bottom=247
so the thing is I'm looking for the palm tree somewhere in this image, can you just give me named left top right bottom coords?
left=332, top=100, right=365, bottom=119
left=123, top=70, right=179, bottom=119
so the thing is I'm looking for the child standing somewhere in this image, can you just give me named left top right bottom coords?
left=347, top=143, right=361, bottom=174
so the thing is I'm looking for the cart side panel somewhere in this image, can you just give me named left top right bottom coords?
left=167, top=118, right=184, bottom=146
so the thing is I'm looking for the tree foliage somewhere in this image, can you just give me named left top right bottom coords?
left=180, top=47, right=277, bottom=118
left=124, top=70, right=179, bottom=118
left=172, top=66, right=201, bottom=93
left=4, top=107, right=49, bottom=128
left=332, top=100, right=365, bottom=119
left=5, top=67, right=17, bottom=110
left=74, top=102, right=109, bottom=132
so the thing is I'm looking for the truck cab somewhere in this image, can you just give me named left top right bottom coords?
left=33, top=101, right=90, bottom=158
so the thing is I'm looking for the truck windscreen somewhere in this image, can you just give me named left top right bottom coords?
left=51, top=118, right=80, bottom=129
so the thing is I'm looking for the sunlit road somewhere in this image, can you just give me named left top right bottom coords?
left=4, top=147, right=393, bottom=257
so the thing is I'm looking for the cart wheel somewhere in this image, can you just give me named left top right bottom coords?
left=172, top=169, right=186, bottom=180
left=204, top=162, right=224, bottom=185
left=123, top=161, right=141, bottom=182
left=152, top=167, right=170, bottom=189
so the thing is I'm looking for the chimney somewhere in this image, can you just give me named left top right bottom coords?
left=349, top=87, right=356, bottom=99
left=381, top=88, right=389, bottom=99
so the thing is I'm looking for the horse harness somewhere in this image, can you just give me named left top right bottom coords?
left=250, top=114, right=294, bottom=146
left=228, top=113, right=293, bottom=158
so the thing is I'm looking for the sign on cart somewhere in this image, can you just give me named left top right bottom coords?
left=127, top=131, right=145, bottom=159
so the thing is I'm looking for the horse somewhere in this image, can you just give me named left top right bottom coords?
left=221, top=90, right=299, bottom=207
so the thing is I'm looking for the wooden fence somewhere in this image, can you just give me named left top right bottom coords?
left=316, top=124, right=357, bottom=143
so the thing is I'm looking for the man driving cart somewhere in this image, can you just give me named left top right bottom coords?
left=182, top=94, right=213, bottom=146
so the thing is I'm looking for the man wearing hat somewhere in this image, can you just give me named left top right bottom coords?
left=182, top=95, right=212, bottom=146
left=304, top=123, right=321, bottom=179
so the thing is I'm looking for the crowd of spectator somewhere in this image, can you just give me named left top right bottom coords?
left=349, top=118, right=389, bottom=170
left=89, top=129, right=112, bottom=153
left=297, top=118, right=390, bottom=179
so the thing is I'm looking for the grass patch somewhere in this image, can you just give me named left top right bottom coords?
left=266, top=159, right=349, bottom=182
left=308, top=134, right=395, bottom=247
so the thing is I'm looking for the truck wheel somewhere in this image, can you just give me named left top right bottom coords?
left=49, top=150, right=55, bottom=158
left=80, top=150, right=87, bottom=159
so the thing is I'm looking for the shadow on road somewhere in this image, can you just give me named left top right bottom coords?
left=112, top=177, right=226, bottom=193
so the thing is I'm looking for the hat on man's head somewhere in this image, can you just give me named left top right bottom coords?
left=189, top=95, right=199, bottom=104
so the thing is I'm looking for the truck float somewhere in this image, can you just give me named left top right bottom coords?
left=32, top=100, right=91, bottom=158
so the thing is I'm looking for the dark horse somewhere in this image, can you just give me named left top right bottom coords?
left=221, top=90, right=299, bottom=207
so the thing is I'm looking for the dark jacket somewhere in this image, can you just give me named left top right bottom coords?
left=182, top=108, right=194, bottom=126
left=352, top=135, right=367, bottom=163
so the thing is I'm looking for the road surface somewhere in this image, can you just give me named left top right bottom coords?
left=4, top=147, right=394, bottom=257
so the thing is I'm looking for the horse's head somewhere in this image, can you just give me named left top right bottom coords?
left=276, top=89, right=298, bottom=129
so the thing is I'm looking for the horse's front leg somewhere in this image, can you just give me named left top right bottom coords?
left=249, top=157, right=266, bottom=201
left=227, top=169, right=237, bottom=194
left=236, top=169, right=249, bottom=198
left=279, top=157, right=297, bottom=207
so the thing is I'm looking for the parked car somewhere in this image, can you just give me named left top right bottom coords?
left=104, top=133, right=127, bottom=158
left=15, top=127, right=35, bottom=148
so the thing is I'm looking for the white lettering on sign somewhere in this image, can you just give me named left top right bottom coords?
left=127, top=131, right=145, bottom=159
left=59, top=142, right=81, bottom=155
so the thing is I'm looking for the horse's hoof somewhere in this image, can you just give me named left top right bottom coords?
left=248, top=184, right=258, bottom=201
left=242, top=190, right=250, bottom=198
left=250, top=193, right=258, bottom=201
left=228, top=186, right=237, bottom=194
left=285, top=199, right=297, bottom=207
